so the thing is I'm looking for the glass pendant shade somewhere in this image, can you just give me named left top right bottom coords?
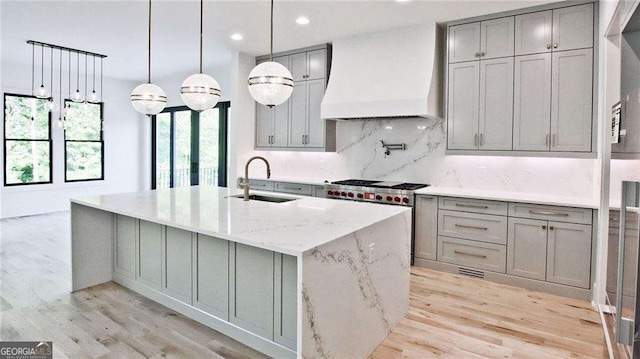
left=247, top=61, right=293, bottom=107
left=87, top=91, right=100, bottom=103
left=35, top=85, right=50, bottom=99
left=71, top=90, right=84, bottom=103
left=45, top=99, right=59, bottom=112
left=56, top=118, right=65, bottom=128
left=131, top=83, right=167, bottom=115
left=180, top=73, right=221, bottom=111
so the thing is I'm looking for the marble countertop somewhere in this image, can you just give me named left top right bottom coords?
left=71, top=186, right=409, bottom=256
left=414, top=187, right=600, bottom=209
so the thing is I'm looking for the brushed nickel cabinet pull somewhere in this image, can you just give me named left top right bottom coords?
left=542, top=225, right=547, bottom=230
left=455, top=203, right=489, bottom=209
left=545, top=133, right=549, bottom=146
left=480, top=133, right=484, bottom=146
left=546, top=44, right=551, bottom=49
left=480, top=52, right=486, bottom=57
left=475, top=52, right=480, bottom=57
left=302, top=134, right=305, bottom=144
left=611, top=216, right=620, bottom=221
left=455, top=224, right=488, bottom=230
left=529, top=210, right=569, bottom=216
left=553, top=43, right=558, bottom=48
left=454, top=250, right=487, bottom=259
left=284, top=186, right=303, bottom=191
left=549, top=226, right=555, bottom=231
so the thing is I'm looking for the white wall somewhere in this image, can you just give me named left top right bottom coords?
left=0, top=61, right=145, bottom=218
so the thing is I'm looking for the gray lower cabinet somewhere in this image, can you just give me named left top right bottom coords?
left=193, top=234, right=229, bottom=320
left=506, top=218, right=547, bottom=280
left=274, top=254, right=298, bottom=350
left=230, top=243, right=275, bottom=339
left=138, top=220, right=162, bottom=290
left=163, top=227, right=193, bottom=304
left=546, top=221, right=592, bottom=288
left=113, top=214, right=136, bottom=279
left=414, top=196, right=438, bottom=260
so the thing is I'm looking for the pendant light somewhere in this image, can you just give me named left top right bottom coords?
left=35, top=45, right=50, bottom=98
left=180, top=0, right=221, bottom=112
left=87, top=55, right=100, bottom=103
left=56, top=49, right=65, bottom=128
left=45, top=47, right=59, bottom=112
left=247, top=0, right=293, bottom=107
left=71, top=52, right=84, bottom=102
left=131, top=0, right=166, bottom=116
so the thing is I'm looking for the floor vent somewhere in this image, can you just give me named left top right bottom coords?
left=458, top=267, right=485, bottom=279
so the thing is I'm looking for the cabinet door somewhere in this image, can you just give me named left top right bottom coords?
left=163, top=227, right=193, bottom=304
left=546, top=222, right=592, bottom=288
left=479, top=57, right=513, bottom=150
left=114, top=214, right=136, bottom=279
left=513, top=53, right=552, bottom=151
left=448, top=22, right=481, bottom=63
left=272, top=56, right=290, bottom=147
left=550, top=48, right=593, bottom=152
left=193, top=234, right=229, bottom=320
left=480, top=17, right=514, bottom=59
left=274, top=253, right=297, bottom=351
left=447, top=61, right=480, bottom=150
left=552, top=4, right=593, bottom=52
left=289, top=53, right=307, bottom=82
left=229, top=243, right=275, bottom=339
left=288, top=82, right=306, bottom=147
left=414, top=196, right=438, bottom=260
left=138, top=220, right=162, bottom=290
left=307, top=49, right=327, bottom=80
left=507, top=218, right=547, bottom=280
left=255, top=103, right=273, bottom=147
left=515, top=10, right=552, bottom=56
left=305, top=79, right=326, bottom=148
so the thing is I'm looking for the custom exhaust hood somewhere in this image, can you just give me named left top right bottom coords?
left=321, top=22, right=443, bottom=120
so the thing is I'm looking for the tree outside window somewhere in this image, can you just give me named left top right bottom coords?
left=64, top=101, right=104, bottom=182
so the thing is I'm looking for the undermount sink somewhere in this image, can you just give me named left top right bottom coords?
left=230, top=194, right=297, bottom=203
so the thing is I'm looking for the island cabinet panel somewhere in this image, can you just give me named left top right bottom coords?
left=274, top=254, right=298, bottom=350
left=113, top=214, right=137, bottom=280
left=230, top=243, right=275, bottom=339
left=506, top=218, right=547, bottom=280
left=546, top=221, right=592, bottom=288
left=193, top=234, right=229, bottom=320
left=162, top=227, right=193, bottom=304
left=414, top=196, right=438, bottom=260
left=137, top=220, right=162, bottom=290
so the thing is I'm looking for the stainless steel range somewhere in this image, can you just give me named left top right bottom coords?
left=325, top=179, right=429, bottom=207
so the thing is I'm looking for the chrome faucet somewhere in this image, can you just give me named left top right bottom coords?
left=242, top=156, right=271, bottom=201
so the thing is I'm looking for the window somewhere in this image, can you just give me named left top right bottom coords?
left=151, top=102, right=229, bottom=189
left=64, top=101, right=104, bottom=182
left=3, top=94, right=52, bottom=186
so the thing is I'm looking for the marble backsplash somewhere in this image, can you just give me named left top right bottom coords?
left=240, top=117, right=598, bottom=198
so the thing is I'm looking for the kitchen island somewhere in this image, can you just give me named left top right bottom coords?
left=70, top=186, right=411, bottom=359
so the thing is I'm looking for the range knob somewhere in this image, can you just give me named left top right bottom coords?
left=347, top=192, right=354, bottom=198
left=341, top=192, right=347, bottom=197
left=375, top=195, right=382, bottom=200
left=402, top=197, right=409, bottom=204
left=327, top=190, right=334, bottom=195
left=394, top=197, right=401, bottom=202
left=386, top=196, right=393, bottom=201
left=357, top=193, right=364, bottom=199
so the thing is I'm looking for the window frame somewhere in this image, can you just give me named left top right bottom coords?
left=3, top=93, right=53, bottom=187
left=63, top=100, right=105, bottom=183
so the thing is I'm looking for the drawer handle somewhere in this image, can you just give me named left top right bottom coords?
left=454, top=250, right=487, bottom=259
left=283, top=186, right=303, bottom=191
left=455, top=203, right=489, bottom=209
left=455, top=224, right=488, bottom=231
left=611, top=217, right=620, bottom=221
left=529, top=210, right=569, bottom=217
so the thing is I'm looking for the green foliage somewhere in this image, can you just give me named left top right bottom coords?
left=64, top=101, right=103, bottom=181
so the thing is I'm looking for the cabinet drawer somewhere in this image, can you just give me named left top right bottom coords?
left=275, top=182, right=313, bottom=196
left=609, top=210, right=640, bottom=230
left=509, top=203, right=592, bottom=224
left=437, top=236, right=506, bottom=273
left=439, top=197, right=508, bottom=215
left=246, top=179, right=274, bottom=192
left=438, top=210, right=507, bottom=245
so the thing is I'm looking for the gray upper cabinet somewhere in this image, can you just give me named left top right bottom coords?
left=552, top=4, right=594, bottom=52
left=515, top=11, right=552, bottom=56
left=480, top=17, right=515, bottom=59
left=546, top=221, right=592, bottom=288
left=448, top=22, right=481, bottom=63
left=447, top=61, right=479, bottom=150
left=255, top=44, right=334, bottom=152
left=479, top=57, right=513, bottom=150
left=513, top=53, right=552, bottom=151
left=550, top=48, right=593, bottom=152
left=414, top=196, right=438, bottom=261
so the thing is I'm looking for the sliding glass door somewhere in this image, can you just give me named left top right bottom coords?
left=152, top=102, right=228, bottom=189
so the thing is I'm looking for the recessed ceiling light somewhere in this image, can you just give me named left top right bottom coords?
left=230, top=33, right=244, bottom=41
left=296, top=17, right=310, bottom=25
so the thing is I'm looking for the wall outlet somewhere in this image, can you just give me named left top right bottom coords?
left=478, top=166, right=487, bottom=179
left=368, top=243, right=375, bottom=264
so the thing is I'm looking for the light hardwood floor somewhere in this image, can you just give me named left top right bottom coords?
left=1, top=212, right=607, bottom=358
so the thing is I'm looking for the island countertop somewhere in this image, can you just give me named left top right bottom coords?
left=71, top=186, right=410, bottom=256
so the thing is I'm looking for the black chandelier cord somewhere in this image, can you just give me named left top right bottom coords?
left=68, top=50, right=71, bottom=99
left=92, top=55, right=96, bottom=92
left=76, top=52, right=80, bottom=92
left=270, top=0, right=274, bottom=61
left=148, top=0, right=152, bottom=83
left=199, top=0, right=203, bottom=74
left=85, top=53, right=88, bottom=99
left=31, top=43, right=34, bottom=96
left=49, top=47, right=53, bottom=100
left=59, top=49, right=62, bottom=116
left=40, top=45, right=45, bottom=87
left=100, top=57, right=103, bottom=102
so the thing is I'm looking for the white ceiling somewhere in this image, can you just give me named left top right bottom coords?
left=1, top=0, right=561, bottom=82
